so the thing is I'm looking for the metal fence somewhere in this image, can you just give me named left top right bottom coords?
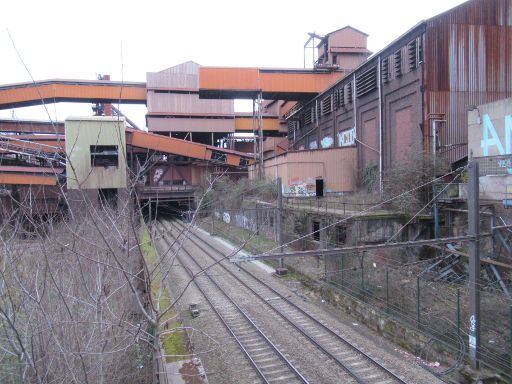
left=283, top=197, right=392, bottom=215
left=325, top=251, right=512, bottom=379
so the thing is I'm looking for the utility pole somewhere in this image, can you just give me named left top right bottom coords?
left=258, top=92, right=264, bottom=178
left=468, top=160, right=480, bottom=369
left=252, top=98, right=258, bottom=177
left=277, top=177, right=283, bottom=268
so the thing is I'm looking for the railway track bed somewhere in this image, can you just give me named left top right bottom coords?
left=153, top=218, right=444, bottom=384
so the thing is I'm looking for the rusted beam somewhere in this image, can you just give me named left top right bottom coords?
left=0, top=79, right=147, bottom=110
left=226, top=154, right=240, bottom=167
left=0, top=119, right=65, bottom=134
left=235, top=116, right=280, bottom=131
left=0, top=139, right=65, bottom=154
left=126, top=129, right=212, bottom=161
left=0, top=125, right=250, bottom=167
left=0, top=173, right=58, bottom=185
left=199, top=67, right=344, bottom=100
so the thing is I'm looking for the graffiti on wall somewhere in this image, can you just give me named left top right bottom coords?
left=467, top=99, right=512, bottom=201
left=338, top=127, right=356, bottom=147
left=153, top=168, right=164, bottom=184
left=480, top=114, right=512, bottom=157
left=234, top=213, right=255, bottom=231
left=469, top=105, right=512, bottom=174
left=285, top=177, right=316, bottom=196
left=321, top=136, right=334, bottom=148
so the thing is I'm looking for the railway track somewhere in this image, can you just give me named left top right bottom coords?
left=154, top=221, right=309, bottom=384
left=161, top=218, right=412, bottom=384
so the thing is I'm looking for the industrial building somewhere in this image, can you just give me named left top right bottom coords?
left=244, top=0, right=512, bottom=196
left=0, top=0, right=511, bottom=203
left=0, top=1, right=512, bottom=381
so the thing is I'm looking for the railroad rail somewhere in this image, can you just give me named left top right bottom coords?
left=154, top=220, right=309, bottom=384
left=164, top=218, right=412, bottom=384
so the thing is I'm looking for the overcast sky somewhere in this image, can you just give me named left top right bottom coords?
left=0, top=0, right=467, bottom=128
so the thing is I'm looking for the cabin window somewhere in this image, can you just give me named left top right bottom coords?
left=90, top=145, right=118, bottom=167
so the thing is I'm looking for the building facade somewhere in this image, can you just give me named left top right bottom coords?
left=146, top=61, right=235, bottom=146
left=281, top=0, right=512, bottom=194
left=316, top=26, right=372, bottom=70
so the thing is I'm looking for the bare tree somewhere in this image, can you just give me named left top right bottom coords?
left=0, top=188, right=155, bottom=383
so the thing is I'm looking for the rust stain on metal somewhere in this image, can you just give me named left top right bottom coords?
left=127, top=130, right=210, bottom=160
left=226, top=154, right=240, bottom=166
left=199, top=67, right=260, bottom=91
left=0, top=80, right=147, bottom=110
left=199, top=67, right=343, bottom=98
left=259, top=71, right=342, bottom=94
left=234, top=116, right=280, bottom=131
left=424, top=0, right=512, bottom=163
left=0, top=119, right=65, bottom=134
left=0, top=173, right=58, bottom=185
left=0, top=166, right=64, bottom=174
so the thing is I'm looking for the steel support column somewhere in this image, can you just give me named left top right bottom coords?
left=468, top=160, right=480, bottom=369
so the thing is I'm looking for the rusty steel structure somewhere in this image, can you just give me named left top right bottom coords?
left=0, top=118, right=253, bottom=216
left=199, top=67, right=344, bottom=100
left=0, top=119, right=65, bottom=134
left=0, top=79, right=147, bottom=109
left=0, top=128, right=251, bottom=172
left=258, top=0, right=512, bottom=194
left=1, top=0, right=510, bottom=201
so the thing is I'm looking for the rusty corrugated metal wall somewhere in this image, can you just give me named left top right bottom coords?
left=425, top=0, right=512, bottom=163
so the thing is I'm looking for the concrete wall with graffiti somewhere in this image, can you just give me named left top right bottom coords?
left=215, top=203, right=277, bottom=239
left=468, top=97, right=512, bottom=201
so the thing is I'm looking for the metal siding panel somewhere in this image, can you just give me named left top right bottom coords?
left=147, top=117, right=235, bottom=133
left=147, top=92, right=234, bottom=115
left=328, top=28, right=367, bottom=50
left=234, top=117, right=280, bottom=131
left=200, top=67, right=260, bottom=90
left=199, top=67, right=344, bottom=96
left=259, top=72, right=343, bottom=94
left=262, top=147, right=357, bottom=193
left=65, top=117, right=128, bottom=190
left=425, top=0, right=512, bottom=164
left=147, top=62, right=200, bottom=89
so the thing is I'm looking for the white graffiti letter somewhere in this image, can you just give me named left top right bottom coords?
left=481, top=114, right=505, bottom=156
